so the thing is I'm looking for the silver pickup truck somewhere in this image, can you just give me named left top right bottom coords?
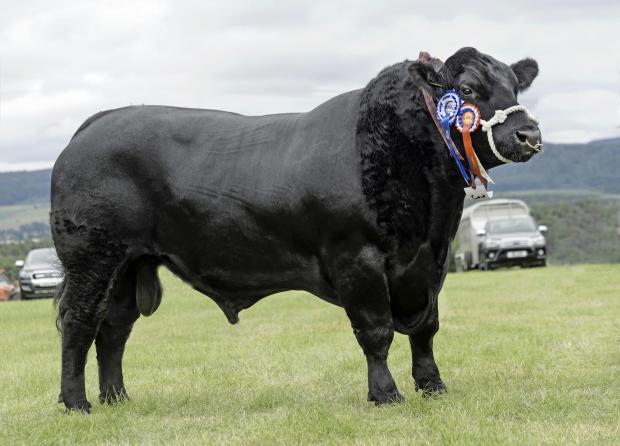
left=454, top=199, right=547, bottom=271
left=15, top=247, right=64, bottom=299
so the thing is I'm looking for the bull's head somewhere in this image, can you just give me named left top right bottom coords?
left=409, top=47, right=541, bottom=167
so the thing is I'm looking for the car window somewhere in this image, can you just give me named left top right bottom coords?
left=25, top=249, right=58, bottom=266
left=487, top=217, right=536, bottom=234
left=0, top=273, right=9, bottom=286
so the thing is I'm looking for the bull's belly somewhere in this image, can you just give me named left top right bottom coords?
left=158, top=237, right=338, bottom=322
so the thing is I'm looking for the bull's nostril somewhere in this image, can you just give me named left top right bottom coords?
left=515, top=127, right=542, bottom=146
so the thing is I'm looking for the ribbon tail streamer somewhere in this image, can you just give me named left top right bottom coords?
left=441, top=118, right=470, bottom=184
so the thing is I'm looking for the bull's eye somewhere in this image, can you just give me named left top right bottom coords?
left=460, top=86, right=473, bottom=97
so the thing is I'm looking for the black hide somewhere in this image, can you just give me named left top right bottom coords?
left=51, top=47, right=540, bottom=412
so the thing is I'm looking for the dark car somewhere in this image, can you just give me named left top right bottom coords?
left=16, top=248, right=64, bottom=299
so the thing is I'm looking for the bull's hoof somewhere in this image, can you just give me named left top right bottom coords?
left=63, top=399, right=92, bottom=414
left=368, top=389, right=405, bottom=406
left=99, top=386, right=129, bottom=404
left=415, top=379, right=447, bottom=397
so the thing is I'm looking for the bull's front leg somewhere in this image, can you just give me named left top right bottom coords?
left=409, top=322, right=446, bottom=395
left=408, top=242, right=451, bottom=396
left=331, top=245, right=403, bottom=405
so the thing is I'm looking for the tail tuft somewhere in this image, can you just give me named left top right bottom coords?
left=54, top=278, right=66, bottom=332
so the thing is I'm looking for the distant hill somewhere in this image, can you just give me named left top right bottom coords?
left=490, top=137, right=620, bottom=194
left=0, top=169, right=51, bottom=206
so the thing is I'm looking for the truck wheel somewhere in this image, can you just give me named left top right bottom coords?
left=464, top=252, right=472, bottom=272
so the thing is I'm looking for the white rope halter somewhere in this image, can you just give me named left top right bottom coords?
left=480, top=105, right=539, bottom=164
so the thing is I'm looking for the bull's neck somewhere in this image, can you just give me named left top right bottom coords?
left=356, top=73, right=465, bottom=243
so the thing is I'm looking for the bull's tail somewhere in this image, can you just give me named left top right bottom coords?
left=54, top=278, right=66, bottom=332
left=135, top=259, right=162, bottom=317
left=54, top=257, right=162, bottom=333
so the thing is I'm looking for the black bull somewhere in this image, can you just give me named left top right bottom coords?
left=51, top=47, right=541, bottom=412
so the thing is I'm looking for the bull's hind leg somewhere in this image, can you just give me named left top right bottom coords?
left=332, top=246, right=403, bottom=405
left=58, top=272, right=118, bottom=412
left=56, top=237, right=127, bottom=412
left=96, top=262, right=140, bottom=404
left=57, top=280, right=97, bottom=412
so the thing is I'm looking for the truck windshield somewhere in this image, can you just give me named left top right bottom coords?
left=487, top=217, right=536, bottom=234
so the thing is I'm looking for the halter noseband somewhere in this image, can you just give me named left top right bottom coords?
left=481, top=106, right=541, bottom=164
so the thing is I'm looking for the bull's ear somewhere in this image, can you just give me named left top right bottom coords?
left=408, top=61, right=444, bottom=94
left=511, top=58, right=539, bottom=92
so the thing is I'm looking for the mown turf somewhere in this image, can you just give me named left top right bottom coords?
left=1, top=265, right=618, bottom=445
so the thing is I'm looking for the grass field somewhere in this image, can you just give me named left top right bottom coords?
left=1, top=265, right=618, bottom=445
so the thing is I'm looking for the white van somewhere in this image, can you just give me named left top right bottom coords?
left=454, top=199, right=547, bottom=271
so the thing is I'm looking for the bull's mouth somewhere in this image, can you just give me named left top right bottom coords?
left=500, top=138, right=541, bottom=163
left=500, top=136, right=543, bottom=162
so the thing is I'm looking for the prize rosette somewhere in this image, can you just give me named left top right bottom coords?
left=456, top=103, right=481, bottom=133
left=435, top=90, right=462, bottom=125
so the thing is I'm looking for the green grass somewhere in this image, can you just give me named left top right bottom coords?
left=1, top=265, right=618, bottom=445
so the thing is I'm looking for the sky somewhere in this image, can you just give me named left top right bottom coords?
left=1, top=0, right=619, bottom=171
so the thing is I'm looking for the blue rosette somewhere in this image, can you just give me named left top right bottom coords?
left=435, top=90, right=470, bottom=184
left=435, top=90, right=462, bottom=125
